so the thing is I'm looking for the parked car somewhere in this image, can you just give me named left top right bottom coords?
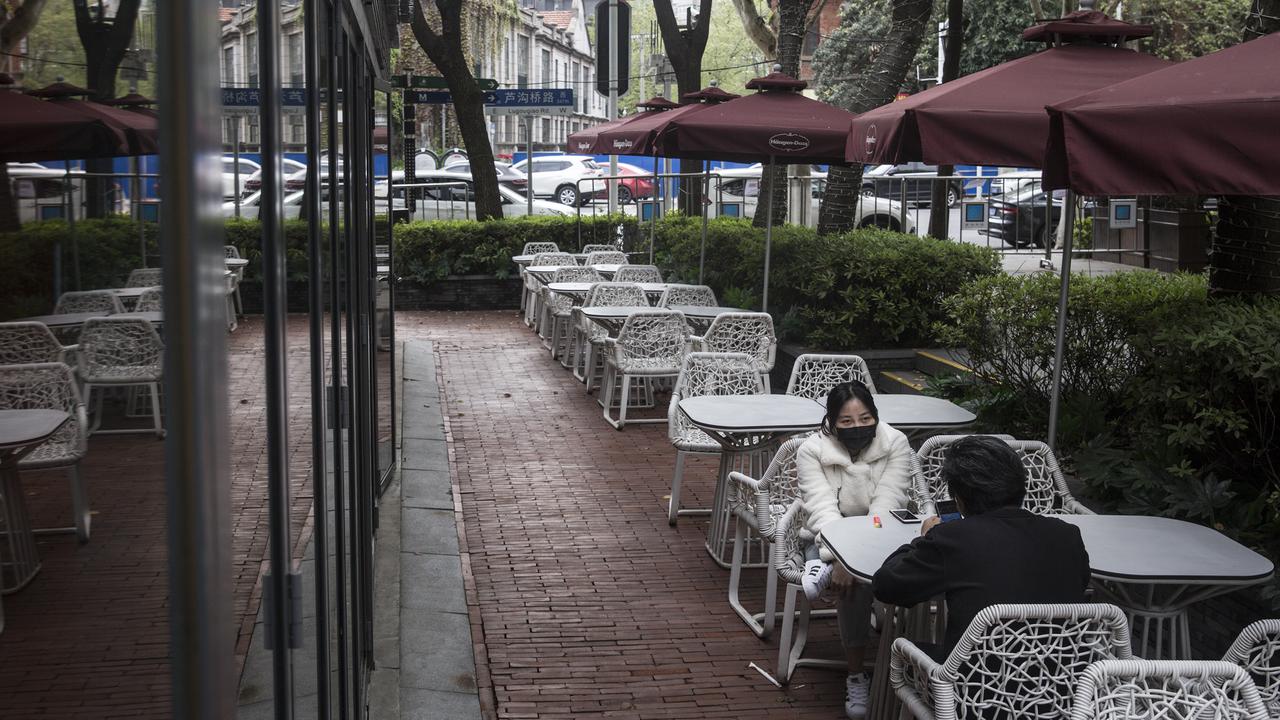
left=509, top=155, right=604, bottom=206
left=987, top=170, right=1042, bottom=199
left=375, top=170, right=574, bottom=219
left=7, top=162, right=87, bottom=223
left=981, top=181, right=1065, bottom=248
left=862, top=162, right=963, bottom=207
left=438, top=160, right=529, bottom=194
left=242, top=157, right=307, bottom=195
left=222, top=156, right=261, bottom=199
left=716, top=172, right=916, bottom=233
left=611, top=162, right=656, bottom=204
left=223, top=183, right=405, bottom=220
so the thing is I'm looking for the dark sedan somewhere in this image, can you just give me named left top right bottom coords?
left=983, top=182, right=1064, bottom=248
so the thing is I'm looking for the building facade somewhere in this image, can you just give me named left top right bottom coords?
left=218, top=0, right=309, bottom=151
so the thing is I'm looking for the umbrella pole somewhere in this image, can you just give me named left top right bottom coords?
left=698, top=167, right=710, bottom=284
left=763, top=157, right=775, bottom=314
left=1046, top=189, right=1076, bottom=452
left=649, top=153, right=658, bottom=263
left=66, top=164, right=81, bottom=291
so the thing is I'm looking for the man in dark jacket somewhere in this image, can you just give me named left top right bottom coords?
left=873, top=436, right=1091, bottom=655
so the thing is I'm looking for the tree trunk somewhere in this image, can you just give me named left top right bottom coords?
left=0, top=0, right=50, bottom=55
left=752, top=0, right=811, bottom=229
left=1209, top=1, right=1280, bottom=294
left=817, top=0, right=933, bottom=236
left=654, top=0, right=712, bottom=215
left=927, top=0, right=963, bottom=240
left=75, top=0, right=141, bottom=219
left=410, top=0, right=503, bottom=219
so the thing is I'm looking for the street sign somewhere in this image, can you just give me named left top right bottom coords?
left=594, top=1, right=630, bottom=97
left=391, top=75, right=498, bottom=91
left=403, top=88, right=575, bottom=114
left=221, top=87, right=307, bottom=114
left=485, top=88, right=574, bottom=115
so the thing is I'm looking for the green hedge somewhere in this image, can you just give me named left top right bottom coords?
left=937, top=271, right=1280, bottom=605
left=394, top=214, right=638, bottom=283
left=653, top=214, right=1001, bottom=348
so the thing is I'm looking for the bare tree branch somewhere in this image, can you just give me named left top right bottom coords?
left=730, top=0, right=777, bottom=58
left=0, top=0, right=49, bottom=55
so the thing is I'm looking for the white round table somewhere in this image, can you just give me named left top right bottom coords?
left=0, top=409, right=71, bottom=601
left=590, top=263, right=624, bottom=278
left=547, top=282, right=670, bottom=305
left=579, top=305, right=666, bottom=333
left=872, top=394, right=976, bottom=432
left=667, top=305, right=747, bottom=332
left=677, top=395, right=825, bottom=568
left=819, top=511, right=1277, bottom=718
left=13, top=312, right=103, bottom=329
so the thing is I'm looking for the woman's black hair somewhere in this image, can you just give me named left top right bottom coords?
left=822, top=381, right=879, bottom=434
left=941, top=436, right=1027, bottom=515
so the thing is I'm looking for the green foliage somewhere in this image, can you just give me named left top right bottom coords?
left=0, top=216, right=161, bottom=319
left=653, top=214, right=1000, bottom=348
left=394, top=214, right=638, bottom=283
left=1075, top=296, right=1280, bottom=603
left=939, top=271, right=1207, bottom=441
left=1073, top=215, right=1093, bottom=251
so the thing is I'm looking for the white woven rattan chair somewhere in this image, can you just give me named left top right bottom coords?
left=688, top=312, right=777, bottom=391
left=78, top=317, right=165, bottom=438
left=543, top=266, right=603, bottom=363
left=125, top=267, right=163, bottom=288
left=0, top=322, right=77, bottom=365
left=913, top=435, right=1091, bottom=516
left=666, top=352, right=765, bottom=525
left=518, top=242, right=560, bottom=313
left=522, top=241, right=560, bottom=255
left=612, top=264, right=662, bottom=284
left=524, top=251, right=577, bottom=328
left=571, top=282, right=647, bottom=394
left=134, top=288, right=163, bottom=313
left=785, top=353, right=877, bottom=399
left=585, top=250, right=629, bottom=266
left=1069, top=660, right=1270, bottom=720
left=727, top=433, right=812, bottom=637
left=658, top=284, right=717, bottom=307
left=1223, top=619, right=1280, bottom=716
left=599, top=309, right=687, bottom=430
left=580, top=243, right=616, bottom=254
left=54, top=290, right=123, bottom=316
left=773, top=498, right=852, bottom=682
left=0, top=363, right=91, bottom=542
left=891, top=603, right=1134, bottom=720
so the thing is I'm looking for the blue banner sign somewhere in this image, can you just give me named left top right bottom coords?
left=221, top=87, right=307, bottom=113
left=403, top=88, right=575, bottom=114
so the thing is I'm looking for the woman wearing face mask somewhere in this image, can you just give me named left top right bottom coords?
left=793, top=380, right=912, bottom=720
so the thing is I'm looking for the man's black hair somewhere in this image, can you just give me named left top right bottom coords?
left=941, top=435, right=1026, bottom=515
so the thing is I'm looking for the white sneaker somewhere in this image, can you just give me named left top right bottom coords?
left=801, top=559, right=833, bottom=602
left=845, top=672, right=870, bottom=719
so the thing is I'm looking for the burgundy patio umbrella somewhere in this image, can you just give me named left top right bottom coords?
left=27, top=84, right=160, bottom=157
left=844, top=12, right=1169, bottom=167
left=594, top=86, right=740, bottom=277
left=659, top=72, right=859, bottom=311
left=564, top=97, right=678, bottom=154
left=101, top=93, right=159, bottom=119
left=0, top=89, right=131, bottom=162
left=1043, top=31, right=1280, bottom=196
left=842, top=9, right=1172, bottom=451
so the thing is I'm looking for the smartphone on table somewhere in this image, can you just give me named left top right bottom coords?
left=935, top=499, right=962, bottom=523
left=889, top=509, right=921, bottom=524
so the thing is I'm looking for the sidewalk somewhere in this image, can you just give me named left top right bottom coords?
left=397, top=310, right=850, bottom=720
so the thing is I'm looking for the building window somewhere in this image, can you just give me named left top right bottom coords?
left=288, top=33, right=304, bottom=87
left=517, top=35, right=530, bottom=88
left=541, top=117, right=551, bottom=144
left=541, top=49, right=551, bottom=86
left=222, top=46, right=236, bottom=85
left=246, top=33, right=259, bottom=88
left=289, top=116, right=305, bottom=144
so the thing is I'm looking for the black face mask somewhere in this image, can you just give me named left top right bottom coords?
left=836, top=424, right=877, bottom=457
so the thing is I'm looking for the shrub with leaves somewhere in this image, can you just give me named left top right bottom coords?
left=394, top=214, right=637, bottom=283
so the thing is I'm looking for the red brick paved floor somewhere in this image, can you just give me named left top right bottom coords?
left=0, top=316, right=317, bottom=719
left=400, top=310, right=851, bottom=720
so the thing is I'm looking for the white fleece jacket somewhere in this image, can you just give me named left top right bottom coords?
left=796, top=422, right=912, bottom=562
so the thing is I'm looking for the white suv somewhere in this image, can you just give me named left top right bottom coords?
left=222, top=156, right=261, bottom=199
left=509, top=155, right=604, bottom=206
left=715, top=171, right=917, bottom=233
